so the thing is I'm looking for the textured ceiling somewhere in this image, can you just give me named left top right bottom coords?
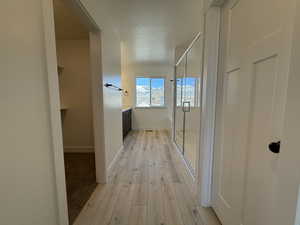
left=53, top=0, right=204, bottom=67
left=111, top=0, right=204, bottom=66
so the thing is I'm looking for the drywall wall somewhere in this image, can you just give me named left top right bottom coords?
left=0, top=1, right=59, bottom=224
left=79, top=0, right=123, bottom=167
left=56, top=39, right=95, bottom=153
left=102, top=31, right=123, bottom=166
left=122, top=62, right=174, bottom=130
left=0, top=0, right=124, bottom=224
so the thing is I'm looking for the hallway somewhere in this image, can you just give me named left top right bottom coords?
left=73, top=130, right=221, bottom=225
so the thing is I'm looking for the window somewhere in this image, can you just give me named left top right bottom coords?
left=136, top=77, right=165, bottom=107
left=176, top=77, right=199, bottom=107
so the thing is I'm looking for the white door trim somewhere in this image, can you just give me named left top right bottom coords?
left=42, top=0, right=106, bottom=224
left=198, top=6, right=221, bottom=207
left=42, top=1, right=69, bottom=224
left=89, top=30, right=107, bottom=184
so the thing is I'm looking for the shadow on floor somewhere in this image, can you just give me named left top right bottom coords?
left=64, top=152, right=97, bottom=224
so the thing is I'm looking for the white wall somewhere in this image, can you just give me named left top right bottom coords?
left=56, top=39, right=95, bottom=153
left=0, top=1, right=59, bottom=224
left=79, top=0, right=123, bottom=167
left=122, top=62, right=174, bottom=130
left=0, top=0, right=124, bottom=224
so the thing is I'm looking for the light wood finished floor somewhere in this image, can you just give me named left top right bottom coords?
left=74, top=130, right=221, bottom=225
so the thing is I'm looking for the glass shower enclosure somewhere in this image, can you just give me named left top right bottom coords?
left=173, top=35, right=204, bottom=175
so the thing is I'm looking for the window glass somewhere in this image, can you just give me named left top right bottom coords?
left=136, top=77, right=165, bottom=107
left=136, top=78, right=150, bottom=107
left=176, top=78, right=183, bottom=107
left=151, top=78, right=164, bottom=106
left=185, top=77, right=197, bottom=107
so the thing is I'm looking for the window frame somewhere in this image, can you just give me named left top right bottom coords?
left=135, top=76, right=166, bottom=109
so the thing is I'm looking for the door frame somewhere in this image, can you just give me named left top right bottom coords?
left=198, top=6, right=222, bottom=207
left=42, top=0, right=106, bottom=224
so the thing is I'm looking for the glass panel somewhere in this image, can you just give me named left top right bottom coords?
left=176, top=78, right=183, bottom=107
left=184, top=36, right=203, bottom=173
left=185, top=77, right=197, bottom=107
left=136, top=78, right=150, bottom=107
left=151, top=78, right=165, bottom=106
left=174, top=57, right=186, bottom=153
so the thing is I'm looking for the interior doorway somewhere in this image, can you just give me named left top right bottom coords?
left=52, top=0, right=96, bottom=223
left=42, top=0, right=106, bottom=224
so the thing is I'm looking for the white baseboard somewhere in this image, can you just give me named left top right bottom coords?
left=107, top=145, right=124, bottom=173
left=64, top=146, right=94, bottom=153
left=132, top=128, right=170, bottom=131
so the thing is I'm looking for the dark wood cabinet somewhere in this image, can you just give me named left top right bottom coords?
left=122, top=108, right=132, bottom=139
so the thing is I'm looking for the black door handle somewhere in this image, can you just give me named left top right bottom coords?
left=268, top=141, right=281, bottom=154
left=182, top=101, right=191, bottom=113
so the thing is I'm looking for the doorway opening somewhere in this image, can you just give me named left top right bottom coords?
left=43, top=0, right=106, bottom=224
left=53, top=0, right=96, bottom=223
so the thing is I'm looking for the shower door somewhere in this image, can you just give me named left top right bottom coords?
left=174, top=56, right=186, bottom=153
left=174, top=35, right=203, bottom=174
left=183, top=36, right=203, bottom=173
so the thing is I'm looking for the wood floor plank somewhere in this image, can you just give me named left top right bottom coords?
left=161, top=178, right=184, bottom=225
left=173, top=183, right=203, bottom=225
left=108, top=183, right=136, bottom=225
left=147, top=182, right=165, bottom=225
left=73, top=130, right=221, bottom=225
left=128, top=205, right=147, bottom=225
left=73, top=183, right=121, bottom=225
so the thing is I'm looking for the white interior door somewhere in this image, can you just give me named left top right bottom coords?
left=212, top=2, right=247, bottom=224
left=213, top=5, right=289, bottom=223
left=212, top=1, right=289, bottom=224
left=242, top=32, right=286, bottom=225
left=213, top=64, right=244, bottom=225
